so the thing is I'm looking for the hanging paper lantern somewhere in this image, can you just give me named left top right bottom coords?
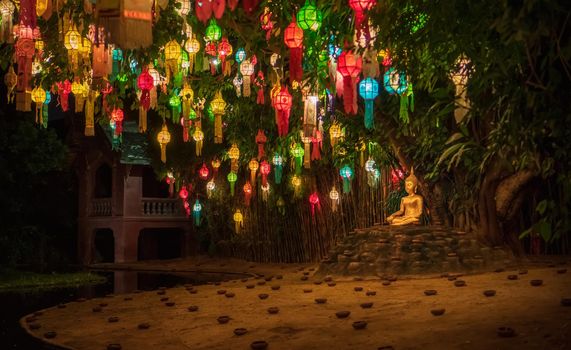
left=337, top=50, right=363, bottom=115
left=177, top=0, right=191, bottom=16
left=301, top=134, right=312, bottom=169
left=166, top=172, right=176, bottom=196
left=31, top=86, right=47, bottom=126
left=309, top=192, right=320, bottom=216
left=199, top=163, right=210, bottom=180
left=349, top=0, right=376, bottom=44
left=272, top=153, right=283, bottom=184
left=205, top=19, right=222, bottom=42
left=273, top=86, right=292, bottom=137
left=291, top=143, right=304, bottom=175
left=329, top=122, right=343, bottom=149
left=243, top=181, right=253, bottom=206
left=0, top=0, right=15, bottom=43
left=291, top=175, right=302, bottom=196
left=259, top=160, right=270, bottom=187
left=255, top=129, right=267, bottom=160
left=239, top=58, right=255, bottom=97
left=206, top=179, right=216, bottom=198
left=339, top=165, right=354, bottom=194
left=110, top=108, right=124, bottom=136
left=157, top=124, right=171, bottom=163
left=195, top=0, right=225, bottom=23
left=211, top=91, right=226, bottom=143
left=383, top=68, right=413, bottom=123
left=283, top=18, right=304, bottom=83
left=311, top=130, right=322, bottom=160
left=329, top=187, right=340, bottom=212
left=233, top=209, right=243, bottom=233
left=180, top=83, right=194, bottom=118
left=248, top=159, right=259, bottom=186
left=227, top=171, right=237, bottom=196
left=235, top=47, right=246, bottom=63
left=192, top=128, right=204, bottom=156
left=184, top=35, right=200, bottom=72
left=297, top=0, right=323, bottom=31
left=212, top=158, right=221, bottom=178
left=227, top=143, right=240, bottom=172
left=71, top=80, right=87, bottom=113
left=260, top=7, right=273, bottom=41
left=56, top=79, right=72, bottom=112
left=137, top=68, right=154, bottom=132
left=179, top=185, right=189, bottom=200
left=260, top=183, right=270, bottom=202
left=358, top=77, right=379, bottom=129
left=164, top=40, right=182, bottom=79
left=193, top=199, right=202, bottom=226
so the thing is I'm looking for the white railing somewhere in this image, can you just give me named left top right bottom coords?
left=141, top=198, right=182, bottom=216
left=90, top=198, right=112, bottom=216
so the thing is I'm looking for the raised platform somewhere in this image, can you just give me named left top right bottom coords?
left=319, top=225, right=512, bottom=276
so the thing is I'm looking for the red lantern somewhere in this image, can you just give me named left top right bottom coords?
left=311, top=130, right=322, bottom=160
left=254, top=71, right=265, bottom=104
left=137, top=68, right=154, bottom=132
left=337, top=50, right=363, bottom=115
left=260, top=7, right=273, bottom=41
left=56, top=80, right=72, bottom=112
left=195, top=0, right=225, bottom=23
left=179, top=185, right=189, bottom=200
left=260, top=160, right=270, bottom=187
left=255, top=129, right=267, bottom=160
left=199, top=163, right=210, bottom=180
left=309, top=192, right=320, bottom=216
left=243, top=181, right=253, bottom=206
left=218, top=37, right=232, bottom=65
left=273, top=86, right=292, bottom=137
left=349, top=0, right=376, bottom=41
left=283, top=18, right=304, bottom=83
left=111, top=108, right=124, bottom=135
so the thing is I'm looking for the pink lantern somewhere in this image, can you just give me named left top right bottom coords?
left=272, top=86, right=292, bottom=137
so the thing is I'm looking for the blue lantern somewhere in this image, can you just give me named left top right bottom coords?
left=235, top=48, right=246, bottom=64
left=383, top=67, right=407, bottom=95
left=359, top=78, right=379, bottom=130
left=193, top=199, right=202, bottom=226
left=339, top=165, right=353, bottom=194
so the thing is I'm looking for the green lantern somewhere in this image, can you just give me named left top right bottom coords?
left=227, top=171, right=237, bottom=196
left=205, top=19, right=222, bottom=42
left=296, top=0, right=323, bottom=31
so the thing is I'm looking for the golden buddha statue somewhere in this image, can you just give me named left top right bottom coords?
left=386, top=168, right=424, bottom=226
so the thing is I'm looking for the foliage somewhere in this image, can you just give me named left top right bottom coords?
left=0, top=268, right=106, bottom=291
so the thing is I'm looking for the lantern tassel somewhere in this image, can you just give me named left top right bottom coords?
left=274, top=165, right=283, bottom=184
left=343, top=178, right=351, bottom=194
left=289, top=47, right=303, bottom=82
left=342, top=76, right=357, bottom=115
left=214, top=114, right=223, bottom=143
left=139, top=107, right=147, bottom=133
left=365, top=99, right=374, bottom=129
left=161, top=145, right=167, bottom=163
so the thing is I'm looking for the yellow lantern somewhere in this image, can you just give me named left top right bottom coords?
left=192, top=127, right=204, bottom=156
left=31, top=86, right=46, bottom=125
left=211, top=91, right=226, bottom=144
left=291, top=175, right=302, bottom=196
left=300, top=132, right=312, bottom=169
left=239, top=58, right=255, bottom=97
left=180, top=83, right=194, bottom=119
left=228, top=143, right=240, bottom=172
left=329, top=187, right=339, bottom=212
left=329, top=122, right=343, bottom=150
left=157, top=124, right=171, bottom=163
left=71, top=80, right=86, bottom=112
left=164, top=40, right=182, bottom=79
left=64, top=25, right=81, bottom=70
left=36, top=0, right=48, bottom=17
left=248, top=158, right=259, bottom=186
left=212, top=158, right=221, bottom=178
left=233, top=209, right=243, bottom=234
left=184, top=35, right=200, bottom=72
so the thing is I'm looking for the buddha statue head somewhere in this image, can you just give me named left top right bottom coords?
left=404, top=167, right=418, bottom=195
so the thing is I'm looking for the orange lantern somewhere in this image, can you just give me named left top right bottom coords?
left=272, top=86, right=292, bottom=137
left=283, top=18, right=304, bottom=83
left=248, top=158, right=259, bottom=186
left=337, top=50, right=363, bottom=115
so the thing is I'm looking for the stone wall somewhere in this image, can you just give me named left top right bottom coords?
left=318, top=225, right=513, bottom=276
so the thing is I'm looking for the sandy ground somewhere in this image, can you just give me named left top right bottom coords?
left=21, top=257, right=571, bottom=350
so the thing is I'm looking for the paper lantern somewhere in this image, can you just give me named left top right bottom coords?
left=337, top=51, right=363, bottom=115
left=260, top=183, right=270, bottom=202
left=184, top=35, right=200, bottom=72
left=164, top=40, right=182, bottom=79
left=383, top=67, right=413, bottom=123
left=349, top=0, right=376, bottom=44
left=195, top=0, right=225, bottom=23
left=110, top=108, right=124, bottom=136
left=273, top=86, right=292, bottom=137
left=272, top=153, right=283, bottom=184
left=71, top=80, right=87, bottom=113
left=56, top=80, right=72, bottom=112
left=31, top=86, right=46, bottom=126
left=206, top=179, right=216, bottom=198
left=255, top=129, right=267, bottom=160
left=309, top=192, right=320, bottom=216
left=291, top=143, right=304, bottom=175
left=260, top=7, right=273, bottom=40
left=450, top=55, right=471, bottom=123
left=248, top=159, right=259, bottom=186
left=180, top=83, right=194, bottom=119
left=169, top=92, right=181, bottom=122
left=359, top=77, right=379, bottom=129
left=233, top=209, right=243, bottom=233
left=235, top=48, right=246, bottom=63
left=291, top=175, right=302, bottom=196
left=339, top=165, right=353, bottom=194
left=254, top=71, right=265, bottom=104
left=311, top=130, right=322, bottom=160
left=243, top=181, right=252, bottom=206
left=259, top=160, right=270, bottom=187
left=193, top=199, right=202, bottom=226
left=329, top=122, right=343, bottom=149
left=179, top=185, right=189, bottom=200
left=239, top=58, right=255, bottom=97
left=0, top=0, right=15, bottom=43
left=157, top=124, right=171, bottom=163
left=166, top=172, right=176, bottom=197
left=233, top=74, right=243, bottom=96
left=211, top=91, right=226, bottom=143
left=177, top=0, right=191, bottom=16
left=137, top=68, right=154, bottom=132
left=228, top=143, right=240, bottom=172
left=192, top=128, right=204, bottom=156
left=329, top=187, right=339, bottom=212
left=227, top=171, right=237, bottom=196
left=199, top=163, right=209, bottom=180
left=212, top=158, right=221, bottom=178
left=205, top=19, right=222, bottom=42
left=297, top=0, right=322, bottom=31
left=217, top=37, right=233, bottom=72
left=284, top=19, right=304, bottom=83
